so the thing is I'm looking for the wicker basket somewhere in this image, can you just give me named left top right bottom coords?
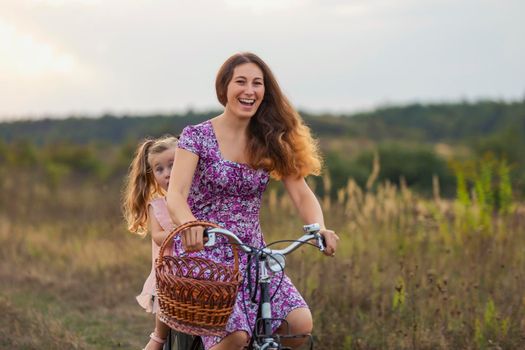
left=155, top=220, right=241, bottom=336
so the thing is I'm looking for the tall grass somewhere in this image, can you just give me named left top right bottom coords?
left=1, top=167, right=524, bottom=349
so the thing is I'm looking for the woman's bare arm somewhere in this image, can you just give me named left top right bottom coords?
left=283, top=176, right=339, bottom=256
left=166, top=147, right=204, bottom=251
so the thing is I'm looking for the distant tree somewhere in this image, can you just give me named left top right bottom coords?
left=354, top=144, right=455, bottom=196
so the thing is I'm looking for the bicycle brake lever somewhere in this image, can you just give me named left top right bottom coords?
left=203, top=229, right=216, bottom=247
left=317, top=234, right=326, bottom=252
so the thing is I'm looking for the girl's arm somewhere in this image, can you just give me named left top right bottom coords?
left=283, top=176, right=339, bottom=256
left=166, top=147, right=203, bottom=251
left=148, top=205, right=168, bottom=246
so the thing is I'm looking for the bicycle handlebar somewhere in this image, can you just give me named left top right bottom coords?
left=203, top=223, right=326, bottom=256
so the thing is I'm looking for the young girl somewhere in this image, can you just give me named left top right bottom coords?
left=167, top=53, right=340, bottom=350
left=123, top=136, right=195, bottom=350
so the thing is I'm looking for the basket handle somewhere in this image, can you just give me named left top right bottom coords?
left=156, top=220, right=239, bottom=273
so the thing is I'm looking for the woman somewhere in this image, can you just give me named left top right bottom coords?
left=167, top=52, right=339, bottom=350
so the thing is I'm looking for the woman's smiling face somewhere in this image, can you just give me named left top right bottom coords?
left=225, top=62, right=265, bottom=119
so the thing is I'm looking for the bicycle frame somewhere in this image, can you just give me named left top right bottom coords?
left=204, top=224, right=325, bottom=350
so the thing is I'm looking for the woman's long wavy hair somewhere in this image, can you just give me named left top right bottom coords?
left=122, top=136, right=178, bottom=235
left=216, top=52, right=322, bottom=179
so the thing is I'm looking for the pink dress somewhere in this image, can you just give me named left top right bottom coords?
left=136, top=197, right=175, bottom=313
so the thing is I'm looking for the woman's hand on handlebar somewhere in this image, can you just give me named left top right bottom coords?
left=320, top=229, right=340, bottom=257
left=181, top=224, right=206, bottom=252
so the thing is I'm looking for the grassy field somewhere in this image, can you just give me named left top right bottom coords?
left=1, top=171, right=524, bottom=349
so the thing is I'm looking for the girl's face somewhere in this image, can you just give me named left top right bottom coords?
left=148, top=148, right=175, bottom=191
left=225, top=62, right=265, bottom=119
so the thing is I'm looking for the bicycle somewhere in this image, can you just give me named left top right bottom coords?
left=197, top=223, right=326, bottom=350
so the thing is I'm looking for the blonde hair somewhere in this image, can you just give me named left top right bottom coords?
left=216, top=52, right=322, bottom=179
left=122, top=135, right=178, bottom=235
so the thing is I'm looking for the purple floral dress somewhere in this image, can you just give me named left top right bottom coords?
left=175, top=120, right=308, bottom=349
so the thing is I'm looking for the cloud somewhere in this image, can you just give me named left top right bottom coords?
left=24, top=0, right=102, bottom=6
left=0, top=18, right=85, bottom=79
left=223, top=0, right=307, bottom=14
left=0, top=0, right=523, bottom=119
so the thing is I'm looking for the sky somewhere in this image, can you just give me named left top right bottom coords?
left=0, top=0, right=524, bottom=121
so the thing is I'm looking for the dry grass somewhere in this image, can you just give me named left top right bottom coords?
left=1, top=172, right=524, bottom=349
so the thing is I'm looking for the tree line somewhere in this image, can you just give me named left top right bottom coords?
left=1, top=99, right=524, bottom=198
